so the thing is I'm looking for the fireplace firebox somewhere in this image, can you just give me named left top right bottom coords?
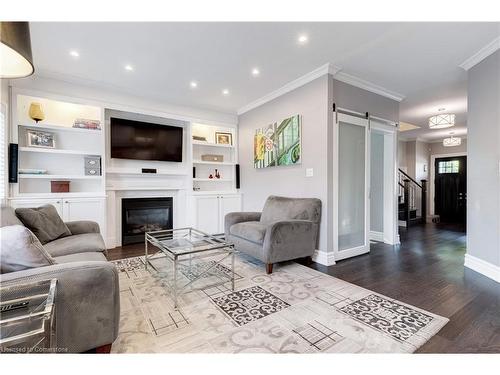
left=121, top=197, right=173, bottom=245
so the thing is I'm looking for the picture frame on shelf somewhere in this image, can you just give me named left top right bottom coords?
left=27, top=130, right=55, bottom=148
left=215, top=131, right=233, bottom=145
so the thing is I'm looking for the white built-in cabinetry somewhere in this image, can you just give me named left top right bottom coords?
left=193, top=194, right=242, bottom=234
left=8, top=89, right=106, bottom=237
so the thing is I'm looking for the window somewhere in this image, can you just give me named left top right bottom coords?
left=0, top=106, right=5, bottom=199
left=438, top=160, right=459, bottom=174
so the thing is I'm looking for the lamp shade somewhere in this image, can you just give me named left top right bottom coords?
left=429, top=113, right=455, bottom=129
left=443, top=136, right=461, bottom=147
left=0, top=22, right=34, bottom=78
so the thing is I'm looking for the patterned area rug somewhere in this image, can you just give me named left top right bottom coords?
left=110, top=254, right=448, bottom=353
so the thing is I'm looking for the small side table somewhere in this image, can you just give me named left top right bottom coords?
left=0, top=279, right=57, bottom=353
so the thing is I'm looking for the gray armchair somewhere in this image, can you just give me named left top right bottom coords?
left=225, top=196, right=321, bottom=274
left=0, top=205, right=119, bottom=353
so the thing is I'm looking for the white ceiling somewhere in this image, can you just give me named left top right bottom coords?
left=28, top=22, right=499, bottom=139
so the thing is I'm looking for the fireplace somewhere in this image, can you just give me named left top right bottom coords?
left=121, top=197, right=173, bottom=245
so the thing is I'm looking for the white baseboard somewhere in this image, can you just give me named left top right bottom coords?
left=312, top=250, right=336, bottom=266
left=464, top=254, right=500, bottom=283
left=369, top=231, right=384, bottom=242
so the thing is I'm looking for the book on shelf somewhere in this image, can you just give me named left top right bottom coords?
left=73, top=118, right=101, bottom=130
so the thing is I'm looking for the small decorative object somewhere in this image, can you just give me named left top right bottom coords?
left=192, top=135, right=207, bottom=142
left=51, top=180, right=70, bottom=193
left=73, top=118, right=101, bottom=130
left=201, top=154, right=224, bottom=162
left=215, top=169, right=221, bottom=179
left=215, top=132, right=233, bottom=145
left=254, top=114, right=301, bottom=169
left=27, top=130, right=55, bottom=148
left=208, top=174, right=214, bottom=179
left=28, top=102, right=45, bottom=123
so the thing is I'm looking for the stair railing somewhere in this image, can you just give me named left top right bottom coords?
left=398, top=169, right=427, bottom=227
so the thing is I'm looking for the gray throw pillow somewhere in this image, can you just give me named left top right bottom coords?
left=15, top=204, right=72, bottom=245
left=0, top=225, right=55, bottom=274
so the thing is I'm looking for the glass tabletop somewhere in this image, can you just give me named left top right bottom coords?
left=145, top=227, right=232, bottom=256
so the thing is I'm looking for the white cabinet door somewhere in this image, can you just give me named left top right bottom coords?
left=194, top=195, right=220, bottom=234
left=62, top=198, right=105, bottom=234
left=219, top=194, right=242, bottom=231
left=9, top=199, right=64, bottom=217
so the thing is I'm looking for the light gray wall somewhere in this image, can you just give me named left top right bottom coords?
left=406, top=141, right=416, bottom=179
left=370, top=132, right=384, bottom=232
left=237, top=76, right=330, bottom=252
left=398, top=140, right=408, bottom=171
left=237, top=75, right=399, bottom=256
left=331, top=79, right=399, bottom=121
left=467, top=50, right=500, bottom=267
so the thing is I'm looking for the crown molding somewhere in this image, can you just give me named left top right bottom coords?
left=237, top=63, right=341, bottom=115
left=459, top=36, right=500, bottom=71
left=333, top=71, right=405, bottom=102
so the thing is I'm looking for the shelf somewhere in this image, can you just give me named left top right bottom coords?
left=192, top=190, right=239, bottom=196
left=192, top=160, right=236, bottom=166
left=193, top=178, right=233, bottom=182
left=18, top=174, right=102, bottom=180
left=19, top=147, right=101, bottom=156
left=19, top=123, right=102, bottom=135
left=192, top=141, right=235, bottom=149
left=9, top=193, right=107, bottom=199
left=106, top=169, right=188, bottom=177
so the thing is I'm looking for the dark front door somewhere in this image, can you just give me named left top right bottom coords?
left=435, top=156, right=467, bottom=224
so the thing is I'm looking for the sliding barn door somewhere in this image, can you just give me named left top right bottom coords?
left=334, top=112, right=370, bottom=260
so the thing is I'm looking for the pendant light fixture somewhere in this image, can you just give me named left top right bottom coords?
left=0, top=22, right=34, bottom=78
left=443, top=133, right=461, bottom=147
left=429, top=113, right=455, bottom=129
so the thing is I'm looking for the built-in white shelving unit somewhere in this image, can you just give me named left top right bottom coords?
left=10, top=91, right=105, bottom=197
left=191, top=123, right=238, bottom=193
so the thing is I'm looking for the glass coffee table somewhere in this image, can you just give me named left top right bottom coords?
left=145, top=228, right=235, bottom=309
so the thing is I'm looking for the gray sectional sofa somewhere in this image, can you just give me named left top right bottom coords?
left=225, top=196, right=321, bottom=274
left=0, top=205, right=119, bottom=353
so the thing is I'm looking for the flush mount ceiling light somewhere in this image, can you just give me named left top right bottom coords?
left=124, top=64, right=134, bottom=71
left=222, top=89, right=229, bottom=96
left=429, top=113, right=455, bottom=129
left=190, top=81, right=198, bottom=88
left=0, top=21, right=34, bottom=78
left=298, top=34, right=309, bottom=44
left=251, top=68, right=260, bottom=77
left=69, top=50, right=79, bottom=58
left=443, top=134, right=462, bottom=147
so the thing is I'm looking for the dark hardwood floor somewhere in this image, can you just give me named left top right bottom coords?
left=107, top=223, right=500, bottom=353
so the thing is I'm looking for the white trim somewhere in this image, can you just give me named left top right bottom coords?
left=459, top=36, right=500, bottom=71
left=369, top=231, right=384, bottom=242
left=333, top=71, right=406, bottom=102
left=312, top=250, right=336, bottom=266
left=429, top=152, right=467, bottom=216
left=237, top=63, right=341, bottom=115
left=464, top=254, right=500, bottom=283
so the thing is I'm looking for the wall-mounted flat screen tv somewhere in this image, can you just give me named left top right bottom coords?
left=110, top=117, right=183, bottom=162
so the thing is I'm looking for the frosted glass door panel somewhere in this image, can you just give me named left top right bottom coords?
left=338, top=121, right=366, bottom=251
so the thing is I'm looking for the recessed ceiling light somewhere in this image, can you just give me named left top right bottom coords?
left=298, top=34, right=309, bottom=44
left=251, top=68, right=260, bottom=77
left=124, top=64, right=134, bottom=71
left=222, top=89, right=229, bottom=96
left=69, top=50, right=79, bottom=58
left=190, top=81, right=198, bottom=88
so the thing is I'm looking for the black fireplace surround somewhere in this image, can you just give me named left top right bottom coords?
left=121, top=197, right=173, bottom=245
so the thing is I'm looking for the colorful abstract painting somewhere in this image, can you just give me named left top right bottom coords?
left=254, top=114, right=301, bottom=168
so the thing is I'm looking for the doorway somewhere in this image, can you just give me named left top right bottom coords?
left=434, top=156, right=467, bottom=225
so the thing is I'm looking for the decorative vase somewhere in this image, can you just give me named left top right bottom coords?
left=29, top=102, right=45, bottom=123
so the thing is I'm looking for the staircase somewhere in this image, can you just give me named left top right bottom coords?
left=398, top=169, right=427, bottom=227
